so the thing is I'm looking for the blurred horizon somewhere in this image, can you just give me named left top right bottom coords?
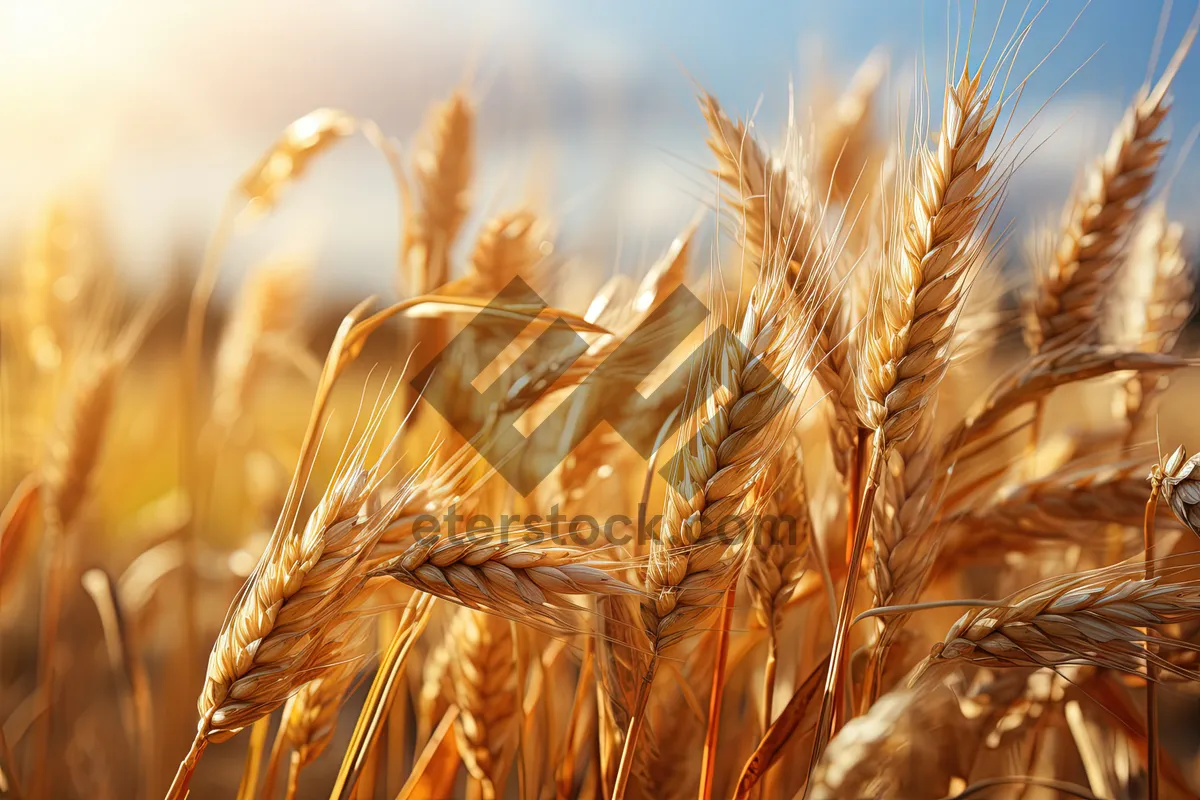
left=1, top=0, right=1198, bottom=308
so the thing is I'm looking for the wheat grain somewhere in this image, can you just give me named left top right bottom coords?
left=816, top=61, right=1006, bottom=763
left=856, top=66, right=1000, bottom=447
left=194, top=396, right=421, bottom=743
left=645, top=273, right=808, bottom=651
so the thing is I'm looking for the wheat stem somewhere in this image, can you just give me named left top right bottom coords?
left=698, top=585, right=737, bottom=800
left=810, top=436, right=883, bottom=769
left=610, top=654, right=656, bottom=800
left=284, top=753, right=301, bottom=800
left=761, top=624, right=779, bottom=734
left=1145, top=481, right=1161, bottom=800
left=164, top=733, right=207, bottom=800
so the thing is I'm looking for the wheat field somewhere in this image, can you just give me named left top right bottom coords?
left=5, top=6, right=1200, bottom=800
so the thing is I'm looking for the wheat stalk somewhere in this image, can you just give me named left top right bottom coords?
left=0, top=474, right=39, bottom=598
left=608, top=259, right=811, bottom=798
left=278, top=637, right=364, bottom=778
left=815, top=61, right=1004, bottom=764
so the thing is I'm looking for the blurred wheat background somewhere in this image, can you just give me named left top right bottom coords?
left=5, top=1, right=1200, bottom=799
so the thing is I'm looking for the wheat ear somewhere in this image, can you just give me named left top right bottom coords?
left=816, top=50, right=887, bottom=205
left=1024, top=30, right=1194, bottom=354
left=447, top=607, right=521, bottom=799
left=916, top=566, right=1200, bottom=679
left=1114, top=205, right=1195, bottom=442
left=404, top=89, right=473, bottom=297
left=212, top=259, right=310, bottom=428
left=701, top=92, right=858, bottom=480
left=745, top=450, right=812, bottom=728
left=941, top=347, right=1198, bottom=462
left=610, top=261, right=809, bottom=799
left=276, top=641, right=364, bottom=799
left=814, top=62, right=1003, bottom=765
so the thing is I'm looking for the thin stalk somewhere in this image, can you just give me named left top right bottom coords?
left=164, top=733, right=208, bottom=800
left=179, top=197, right=239, bottom=692
left=809, top=434, right=884, bottom=773
left=761, top=624, right=778, bottom=733
left=555, top=640, right=594, bottom=800
left=284, top=754, right=301, bottom=800
left=1027, top=398, right=1045, bottom=474
left=0, top=724, right=24, bottom=800
left=698, top=586, right=737, bottom=800
left=610, top=654, right=656, bottom=800
left=1144, top=481, right=1161, bottom=800
left=329, top=595, right=433, bottom=800
left=843, top=433, right=866, bottom=565
left=385, top=609, right=409, bottom=796
left=260, top=723, right=290, bottom=800
left=234, top=716, right=269, bottom=800
left=511, top=621, right=529, bottom=800
left=31, top=517, right=69, bottom=800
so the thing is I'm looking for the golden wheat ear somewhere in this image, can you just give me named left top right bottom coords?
left=1024, top=24, right=1196, bottom=355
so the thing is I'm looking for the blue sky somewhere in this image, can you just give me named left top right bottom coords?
left=0, top=1, right=1196, bottom=301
